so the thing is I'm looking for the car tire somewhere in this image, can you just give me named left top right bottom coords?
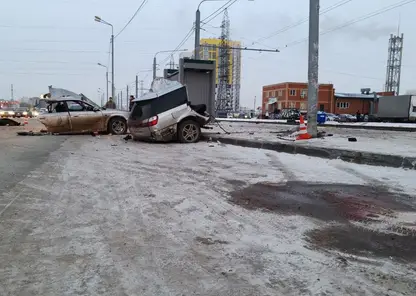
left=177, top=120, right=201, bottom=143
left=108, top=117, right=127, bottom=135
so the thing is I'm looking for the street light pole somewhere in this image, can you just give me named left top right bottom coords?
left=306, top=0, right=320, bottom=138
left=153, top=49, right=188, bottom=80
left=111, top=28, right=115, bottom=101
left=97, top=63, right=109, bottom=102
left=95, top=16, right=115, bottom=101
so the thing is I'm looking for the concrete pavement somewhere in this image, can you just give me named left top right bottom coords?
left=0, top=135, right=415, bottom=295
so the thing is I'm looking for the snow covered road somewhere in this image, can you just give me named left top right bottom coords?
left=0, top=135, right=415, bottom=296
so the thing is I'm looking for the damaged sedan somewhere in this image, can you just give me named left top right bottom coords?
left=128, top=79, right=211, bottom=143
left=38, top=87, right=129, bottom=135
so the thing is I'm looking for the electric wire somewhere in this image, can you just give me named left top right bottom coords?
left=253, top=0, right=353, bottom=45
left=159, top=26, right=195, bottom=66
left=202, top=0, right=239, bottom=24
left=201, top=0, right=234, bottom=23
left=283, top=0, right=415, bottom=48
left=115, top=0, right=149, bottom=38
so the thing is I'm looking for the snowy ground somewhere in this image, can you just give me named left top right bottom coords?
left=207, top=122, right=416, bottom=157
left=0, top=135, right=415, bottom=295
left=217, top=118, right=416, bottom=129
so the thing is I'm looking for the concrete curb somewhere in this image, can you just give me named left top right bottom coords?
left=207, top=135, right=416, bottom=170
left=216, top=119, right=416, bottom=132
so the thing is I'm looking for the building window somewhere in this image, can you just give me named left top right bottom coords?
left=289, top=102, right=296, bottom=108
left=300, top=89, right=307, bottom=98
left=337, top=102, right=350, bottom=109
left=278, top=90, right=283, bottom=96
left=289, top=89, right=296, bottom=96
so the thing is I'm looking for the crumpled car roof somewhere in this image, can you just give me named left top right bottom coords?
left=45, top=86, right=101, bottom=109
left=132, top=78, right=184, bottom=102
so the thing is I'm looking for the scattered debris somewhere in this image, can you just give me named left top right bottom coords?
left=123, top=134, right=132, bottom=141
left=195, top=236, right=228, bottom=246
left=17, top=131, right=48, bottom=136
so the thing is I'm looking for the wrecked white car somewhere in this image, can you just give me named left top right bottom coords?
left=38, top=87, right=129, bottom=135
left=128, top=79, right=211, bottom=143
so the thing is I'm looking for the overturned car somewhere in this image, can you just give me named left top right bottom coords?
left=128, top=79, right=211, bottom=143
left=38, top=87, right=129, bottom=135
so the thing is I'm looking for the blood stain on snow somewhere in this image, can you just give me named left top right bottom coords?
left=229, top=181, right=416, bottom=260
left=305, top=225, right=416, bottom=262
left=228, top=181, right=416, bottom=223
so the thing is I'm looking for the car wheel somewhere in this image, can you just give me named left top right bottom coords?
left=178, top=120, right=201, bottom=143
left=108, top=117, right=127, bottom=135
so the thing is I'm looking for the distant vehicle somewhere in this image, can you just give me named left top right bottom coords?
left=374, top=95, right=416, bottom=122
left=0, top=108, right=15, bottom=118
left=38, top=87, right=129, bottom=134
left=14, top=107, right=29, bottom=118
left=278, top=108, right=300, bottom=121
left=128, top=80, right=211, bottom=143
left=337, top=114, right=356, bottom=122
left=326, top=113, right=339, bottom=121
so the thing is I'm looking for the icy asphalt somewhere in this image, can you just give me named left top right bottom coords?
left=0, top=133, right=416, bottom=296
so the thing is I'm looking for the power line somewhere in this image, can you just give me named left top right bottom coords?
left=0, top=49, right=104, bottom=53
left=203, top=0, right=238, bottom=24
left=253, top=0, right=353, bottom=46
left=115, top=0, right=149, bottom=38
left=0, top=59, right=97, bottom=65
left=284, top=0, right=415, bottom=48
left=201, top=0, right=234, bottom=23
left=159, top=26, right=195, bottom=66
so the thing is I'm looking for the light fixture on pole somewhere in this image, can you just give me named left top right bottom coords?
left=97, top=63, right=109, bottom=102
left=95, top=16, right=115, bottom=102
left=153, top=49, right=188, bottom=80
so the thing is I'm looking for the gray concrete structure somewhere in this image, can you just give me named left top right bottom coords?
left=164, top=58, right=216, bottom=116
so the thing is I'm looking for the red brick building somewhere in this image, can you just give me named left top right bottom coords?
left=262, top=82, right=395, bottom=115
left=262, top=82, right=334, bottom=114
left=334, top=91, right=395, bottom=114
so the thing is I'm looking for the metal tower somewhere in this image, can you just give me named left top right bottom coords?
left=384, top=33, right=403, bottom=95
left=216, top=9, right=231, bottom=113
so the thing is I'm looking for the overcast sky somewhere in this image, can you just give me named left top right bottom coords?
left=1, top=0, right=414, bottom=107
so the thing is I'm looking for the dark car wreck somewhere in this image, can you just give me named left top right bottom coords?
left=128, top=79, right=211, bottom=143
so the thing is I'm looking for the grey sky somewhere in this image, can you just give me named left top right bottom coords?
left=0, top=0, right=414, bottom=107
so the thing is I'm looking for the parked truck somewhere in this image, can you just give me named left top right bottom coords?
left=375, top=95, right=416, bottom=122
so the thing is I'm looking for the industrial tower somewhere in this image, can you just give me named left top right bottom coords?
left=216, top=9, right=231, bottom=112
left=384, top=33, right=404, bottom=95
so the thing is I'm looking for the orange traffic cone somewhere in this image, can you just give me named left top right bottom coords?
left=296, top=115, right=312, bottom=140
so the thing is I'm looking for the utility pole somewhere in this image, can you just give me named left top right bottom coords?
left=126, top=85, right=129, bottom=111
left=111, top=32, right=115, bottom=102
left=135, top=75, right=139, bottom=98
left=153, top=56, right=157, bottom=80
left=195, top=7, right=201, bottom=59
left=10, top=84, right=14, bottom=101
left=120, top=90, right=123, bottom=110
left=307, top=0, right=319, bottom=138
left=140, top=80, right=144, bottom=96
left=254, top=96, right=256, bottom=111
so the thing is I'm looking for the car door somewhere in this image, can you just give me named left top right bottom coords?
left=67, top=100, right=104, bottom=132
left=38, top=102, right=72, bottom=133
